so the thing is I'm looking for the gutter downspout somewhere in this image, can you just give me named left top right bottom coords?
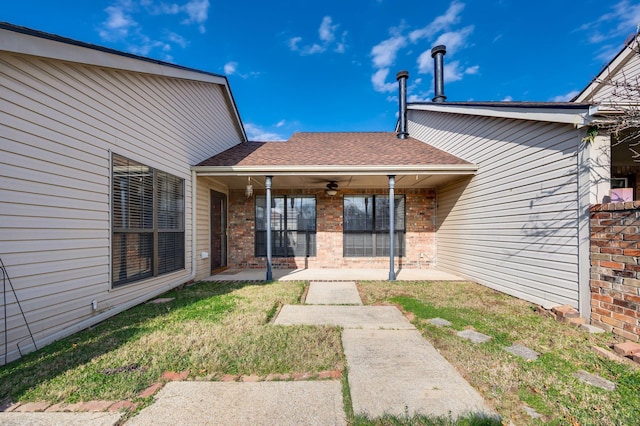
left=389, top=175, right=396, bottom=281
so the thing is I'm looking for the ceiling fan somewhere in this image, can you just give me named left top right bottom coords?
left=326, top=181, right=339, bottom=196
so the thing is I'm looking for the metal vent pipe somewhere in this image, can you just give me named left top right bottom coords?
left=431, top=45, right=447, bottom=103
left=396, top=70, right=409, bottom=139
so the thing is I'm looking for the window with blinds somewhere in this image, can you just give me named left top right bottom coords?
left=343, top=195, right=405, bottom=257
left=112, top=154, right=185, bottom=287
left=255, top=195, right=316, bottom=257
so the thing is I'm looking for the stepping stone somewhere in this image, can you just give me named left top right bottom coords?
left=574, top=370, right=616, bottom=391
left=305, top=282, right=362, bottom=305
left=428, top=318, right=452, bottom=327
left=523, top=405, right=544, bottom=419
left=457, top=330, right=492, bottom=343
left=148, top=298, right=174, bottom=304
left=504, top=344, right=540, bottom=361
left=580, top=324, right=605, bottom=334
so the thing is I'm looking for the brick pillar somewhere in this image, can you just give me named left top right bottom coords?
left=590, top=201, right=640, bottom=341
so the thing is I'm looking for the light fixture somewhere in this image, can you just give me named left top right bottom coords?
left=326, top=181, right=338, bottom=196
left=245, top=177, right=253, bottom=198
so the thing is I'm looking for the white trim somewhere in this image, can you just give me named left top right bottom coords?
left=192, top=164, right=478, bottom=176
left=574, top=37, right=639, bottom=102
left=0, top=27, right=225, bottom=85
left=577, top=129, right=592, bottom=318
left=408, top=103, right=596, bottom=127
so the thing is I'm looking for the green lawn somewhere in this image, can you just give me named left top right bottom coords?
left=1, top=279, right=638, bottom=425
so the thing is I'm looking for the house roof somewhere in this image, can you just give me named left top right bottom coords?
left=407, top=101, right=596, bottom=126
left=194, top=132, right=476, bottom=189
left=0, top=22, right=247, bottom=141
left=196, top=131, right=471, bottom=167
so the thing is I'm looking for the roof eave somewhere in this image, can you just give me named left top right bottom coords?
left=192, top=164, right=478, bottom=176
left=0, top=22, right=247, bottom=142
left=408, top=103, right=596, bottom=127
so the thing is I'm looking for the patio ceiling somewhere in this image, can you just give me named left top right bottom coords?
left=192, top=132, right=477, bottom=189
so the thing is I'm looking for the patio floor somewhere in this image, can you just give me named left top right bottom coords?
left=203, top=268, right=468, bottom=282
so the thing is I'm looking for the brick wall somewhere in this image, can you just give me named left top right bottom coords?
left=227, top=188, right=437, bottom=270
left=590, top=201, right=640, bottom=341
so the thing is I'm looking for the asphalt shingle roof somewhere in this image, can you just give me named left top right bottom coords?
left=196, top=132, right=470, bottom=167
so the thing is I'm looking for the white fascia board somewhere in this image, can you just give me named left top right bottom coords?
left=0, top=27, right=227, bottom=85
left=409, top=103, right=595, bottom=127
left=192, top=164, right=478, bottom=176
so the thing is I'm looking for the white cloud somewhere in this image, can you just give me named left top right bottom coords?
left=319, top=16, right=337, bottom=42
left=98, top=0, right=209, bottom=60
left=167, top=31, right=188, bottom=48
left=442, top=60, right=478, bottom=82
left=432, top=26, right=474, bottom=54
left=371, top=35, right=407, bottom=68
left=182, top=0, right=209, bottom=33
left=288, top=36, right=302, bottom=51
left=244, top=123, right=285, bottom=141
left=276, top=120, right=286, bottom=128
left=579, top=0, right=640, bottom=52
left=288, top=16, right=346, bottom=56
left=502, top=95, right=513, bottom=102
left=371, top=68, right=397, bottom=93
left=408, top=0, right=465, bottom=42
left=99, top=2, right=138, bottom=41
left=224, top=61, right=237, bottom=75
left=370, top=1, right=478, bottom=96
left=549, top=90, right=580, bottom=102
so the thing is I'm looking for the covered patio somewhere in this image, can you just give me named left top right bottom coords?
left=193, top=132, right=477, bottom=281
left=204, top=267, right=468, bottom=282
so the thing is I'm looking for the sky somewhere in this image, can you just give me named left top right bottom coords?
left=3, top=0, right=640, bottom=141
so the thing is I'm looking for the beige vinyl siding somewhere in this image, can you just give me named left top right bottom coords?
left=408, top=110, right=584, bottom=308
left=0, top=50, right=243, bottom=363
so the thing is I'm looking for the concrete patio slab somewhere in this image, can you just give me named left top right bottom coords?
left=126, top=381, right=345, bottom=426
left=205, top=268, right=467, bottom=282
left=0, top=412, right=122, bottom=426
left=273, top=305, right=415, bottom=329
left=306, top=281, right=362, bottom=305
left=342, top=329, right=495, bottom=419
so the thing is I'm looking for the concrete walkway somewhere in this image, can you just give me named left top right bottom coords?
left=276, top=281, right=495, bottom=420
left=1, top=280, right=494, bottom=425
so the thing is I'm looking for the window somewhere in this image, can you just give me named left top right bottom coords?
left=343, top=195, right=405, bottom=257
left=255, top=195, right=316, bottom=257
left=112, top=154, right=185, bottom=287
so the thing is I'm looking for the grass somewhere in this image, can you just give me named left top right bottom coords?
left=0, top=280, right=343, bottom=406
left=358, top=280, right=640, bottom=426
left=1, top=279, right=639, bottom=425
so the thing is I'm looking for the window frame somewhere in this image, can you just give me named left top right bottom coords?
left=111, top=153, right=185, bottom=287
left=343, top=194, right=405, bottom=257
left=255, top=195, right=317, bottom=258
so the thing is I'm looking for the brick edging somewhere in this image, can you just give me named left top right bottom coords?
left=0, top=369, right=343, bottom=413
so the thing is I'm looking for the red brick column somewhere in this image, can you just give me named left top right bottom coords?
left=590, top=201, right=640, bottom=341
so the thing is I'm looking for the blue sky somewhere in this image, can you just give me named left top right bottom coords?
left=3, top=0, right=640, bottom=140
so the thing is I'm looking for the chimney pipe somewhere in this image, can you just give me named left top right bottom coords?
left=431, top=45, right=446, bottom=103
left=396, top=70, right=409, bottom=139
